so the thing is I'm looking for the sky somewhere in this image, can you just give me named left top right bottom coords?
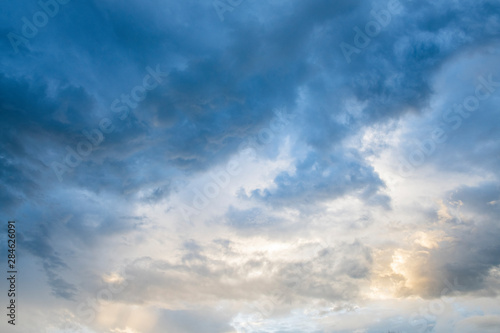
left=1, top=0, right=500, bottom=332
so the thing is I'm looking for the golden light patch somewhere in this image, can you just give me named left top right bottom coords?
left=413, top=231, right=440, bottom=249
left=102, top=273, right=125, bottom=284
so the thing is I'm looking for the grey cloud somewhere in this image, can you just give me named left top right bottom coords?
left=248, top=151, right=390, bottom=208
left=113, top=239, right=373, bottom=308
left=404, top=183, right=500, bottom=298
left=151, top=308, right=234, bottom=333
left=22, top=225, right=78, bottom=300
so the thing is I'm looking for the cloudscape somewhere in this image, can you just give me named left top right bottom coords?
left=1, top=0, right=500, bottom=332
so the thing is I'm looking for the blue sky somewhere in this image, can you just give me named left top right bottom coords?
left=1, top=0, right=500, bottom=332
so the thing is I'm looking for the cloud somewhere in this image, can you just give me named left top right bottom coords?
left=22, top=224, right=78, bottom=300
left=455, top=315, right=500, bottom=333
left=248, top=151, right=390, bottom=208
left=151, top=308, right=234, bottom=333
left=1, top=0, right=500, bottom=332
left=368, top=182, right=500, bottom=300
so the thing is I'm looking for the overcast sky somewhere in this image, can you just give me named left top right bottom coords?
left=1, top=0, right=500, bottom=332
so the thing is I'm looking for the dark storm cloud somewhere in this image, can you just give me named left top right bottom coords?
left=413, top=183, right=500, bottom=298
left=328, top=0, right=500, bottom=135
left=4, top=0, right=497, bottom=209
left=0, top=0, right=496, bottom=233
left=0, top=73, right=96, bottom=211
left=249, top=151, right=389, bottom=208
left=1, top=1, right=500, bottom=330
left=207, top=0, right=500, bottom=208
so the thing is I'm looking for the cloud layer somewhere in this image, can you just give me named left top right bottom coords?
left=1, top=0, right=500, bottom=332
